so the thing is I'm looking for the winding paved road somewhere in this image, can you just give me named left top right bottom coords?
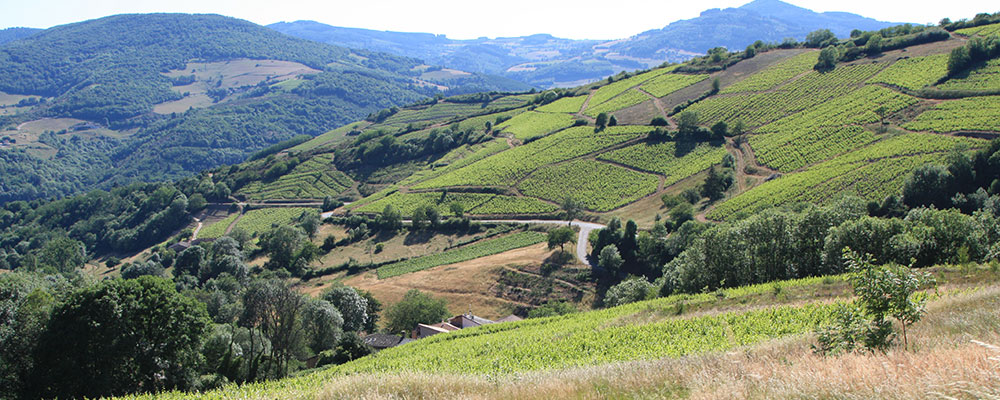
left=475, top=219, right=605, bottom=266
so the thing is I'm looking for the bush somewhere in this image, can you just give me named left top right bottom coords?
left=604, top=277, right=655, bottom=307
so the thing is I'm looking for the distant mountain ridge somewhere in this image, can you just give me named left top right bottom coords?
left=270, top=0, right=898, bottom=88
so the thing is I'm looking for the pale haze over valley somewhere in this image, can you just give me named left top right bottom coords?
left=2, top=0, right=997, bottom=39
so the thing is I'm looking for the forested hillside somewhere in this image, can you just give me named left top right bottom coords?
left=0, top=14, right=528, bottom=202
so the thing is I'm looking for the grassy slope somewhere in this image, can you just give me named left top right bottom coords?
left=124, top=265, right=1000, bottom=399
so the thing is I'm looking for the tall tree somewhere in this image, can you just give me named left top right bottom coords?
left=31, top=276, right=209, bottom=399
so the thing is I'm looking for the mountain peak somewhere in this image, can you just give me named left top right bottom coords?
left=738, top=0, right=816, bottom=18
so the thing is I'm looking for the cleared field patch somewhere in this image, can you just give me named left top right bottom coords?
left=162, top=59, right=320, bottom=92
left=709, top=134, right=989, bottom=220
left=598, top=141, right=728, bottom=186
left=375, top=231, right=547, bottom=279
left=720, top=51, right=818, bottom=94
left=152, top=94, right=214, bottom=114
left=496, top=111, right=577, bottom=141
left=536, top=95, right=587, bottom=113
left=0, top=92, right=41, bottom=107
left=903, top=95, right=1000, bottom=133
left=518, top=159, right=659, bottom=212
left=869, top=54, right=949, bottom=90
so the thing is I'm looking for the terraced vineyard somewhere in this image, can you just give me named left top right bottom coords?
left=239, top=154, right=354, bottom=200
left=937, top=58, right=1000, bottom=91
left=536, top=95, right=587, bottom=113
left=641, top=73, right=709, bottom=97
left=720, top=51, right=818, bottom=94
left=412, top=126, right=648, bottom=189
left=518, top=159, right=659, bottom=212
left=466, top=195, right=559, bottom=215
left=686, top=63, right=885, bottom=128
left=752, top=85, right=917, bottom=171
left=751, top=126, right=877, bottom=173
left=233, top=207, right=316, bottom=237
left=869, top=54, right=949, bottom=90
left=583, top=89, right=651, bottom=117
left=496, top=111, right=577, bottom=140
left=903, top=95, right=1000, bottom=133
left=353, top=191, right=555, bottom=216
left=197, top=213, right=239, bottom=239
left=598, top=141, right=728, bottom=186
left=398, top=140, right=511, bottom=187
left=709, top=134, right=989, bottom=220
left=376, top=231, right=547, bottom=278
left=956, top=22, right=1000, bottom=37
left=586, top=66, right=677, bottom=110
left=379, top=101, right=495, bottom=129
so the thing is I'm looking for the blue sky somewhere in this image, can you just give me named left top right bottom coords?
left=1, top=0, right=996, bottom=40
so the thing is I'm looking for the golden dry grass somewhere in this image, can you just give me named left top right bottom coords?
left=304, top=286, right=1000, bottom=400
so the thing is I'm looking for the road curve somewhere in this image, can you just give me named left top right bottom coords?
left=316, top=212, right=606, bottom=266
left=479, top=220, right=606, bottom=266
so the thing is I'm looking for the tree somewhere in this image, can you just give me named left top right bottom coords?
left=31, top=276, right=209, bottom=398
left=676, top=111, right=699, bottom=134
left=239, top=279, right=310, bottom=380
left=816, top=250, right=933, bottom=354
left=561, top=197, right=583, bottom=224
left=547, top=226, right=575, bottom=253
left=302, top=299, right=344, bottom=354
left=38, top=237, right=86, bottom=275
left=805, top=29, right=836, bottom=48
left=669, top=202, right=694, bottom=226
left=865, top=34, right=883, bottom=54
left=411, top=205, right=429, bottom=230
left=384, top=289, right=449, bottom=335
left=595, top=112, right=609, bottom=129
left=815, top=46, right=840, bottom=71
left=608, top=115, right=618, bottom=127
left=449, top=202, right=465, bottom=219
left=187, top=193, right=207, bottom=213
left=902, top=164, right=954, bottom=208
left=322, top=286, right=369, bottom=333
left=296, top=210, right=321, bottom=239
left=710, top=121, right=728, bottom=138
left=948, top=46, right=971, bottom=75
left=357, top=290, right=382, bottom=333
left=701, top=166, right=731, bottom=201
left=599, top=245, right=624, bottom=275
left=377, top=205, right=403, bottom=231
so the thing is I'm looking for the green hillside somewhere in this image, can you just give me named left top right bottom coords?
left=3, top=13, right=1000, bottom=400
left=0, top=14, right=529, bottom=202
left=205, top=25, right=998, bottom=223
